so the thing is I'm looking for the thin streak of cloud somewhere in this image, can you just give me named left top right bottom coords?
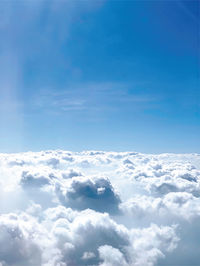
left=33, top=82, right=159, bottom=116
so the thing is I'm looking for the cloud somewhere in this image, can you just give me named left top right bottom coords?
left=121, top=192, right=200, bottom=223
left=99, top=245, right=128, bottom=266
left=43, top=207, right=177, bottom=266
left=20, top=170, right=51, bottom=188
left=0, top=212, right=59, bottom=266
left=35, top=82, right=158, bottom=118
left=0, top=150, right=199, bottom=265
left=55, top=176, right=121, bottom=214
left=50, top=209, right=130, bottom=265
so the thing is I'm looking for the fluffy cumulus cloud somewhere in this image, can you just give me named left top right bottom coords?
left=0, top=151, right=199, bottom=265
left=55, top=176, right=121, bottom=214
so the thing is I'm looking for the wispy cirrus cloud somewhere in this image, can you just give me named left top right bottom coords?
left=33, top=82, right=159, bottom=116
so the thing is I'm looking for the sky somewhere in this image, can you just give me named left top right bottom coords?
left=0, top=0, right=199, bottom=153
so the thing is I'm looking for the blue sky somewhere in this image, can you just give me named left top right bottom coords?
left=0, top=0, right=199, bottom=153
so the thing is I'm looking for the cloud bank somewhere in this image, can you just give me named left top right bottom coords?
left=0, top=150, right=199, bottom=265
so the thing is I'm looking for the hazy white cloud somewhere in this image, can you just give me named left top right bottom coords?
left=0, top=212, right=60, bottom=266
left=99, top=245, right=128, bottom=266
left=0, top=151, right=199, bottom=265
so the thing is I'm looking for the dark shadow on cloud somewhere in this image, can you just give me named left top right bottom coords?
left=56, top=177, right=121, bottom=214
left=179, top=173, right=197, bottom=182
left=20, top=171, right=50, bottom=188
left=156, top=183, right=178, bottom=195
left=62, top=169, right=82, bottom=179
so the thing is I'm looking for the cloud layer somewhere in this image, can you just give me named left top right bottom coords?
left=0, top=150, right=199, bottom=265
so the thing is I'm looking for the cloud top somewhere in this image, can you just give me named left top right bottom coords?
left=0, top=150, right=199, bottom=265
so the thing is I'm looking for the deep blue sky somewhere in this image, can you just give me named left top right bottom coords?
left=0, top=0, right=199, bottom=153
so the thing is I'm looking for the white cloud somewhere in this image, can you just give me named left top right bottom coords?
left=0, top=150, right=199, bottom=265
left=0, top=212, right=60, bottom=266
left=99, top=245, right=128, bottom=266
left=121, top=192, right=200, bottom=222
